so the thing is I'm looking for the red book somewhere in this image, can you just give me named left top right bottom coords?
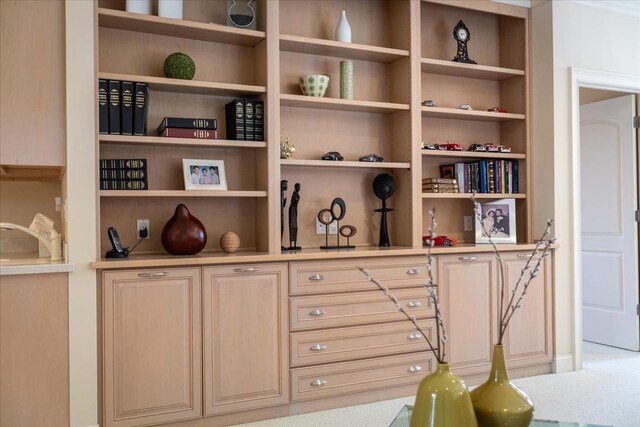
left=159, top=127, right=218, bottom=139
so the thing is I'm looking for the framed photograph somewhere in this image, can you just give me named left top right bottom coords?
left=440, top=164, right=455, bottom=180
left=475, top=199, right=516, bottom=244
left=183, top=159, right=227, bottom=191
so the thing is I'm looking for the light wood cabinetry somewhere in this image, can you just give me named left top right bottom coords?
left=202, top=263, right=289, bottom=415
left=102, top=268, right=202, bottom=427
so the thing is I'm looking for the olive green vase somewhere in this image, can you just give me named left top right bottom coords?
left=410, top=362, right=478, bottom=427
left=470, top=344, right=534, bottom=427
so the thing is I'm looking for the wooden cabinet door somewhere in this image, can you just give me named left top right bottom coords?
left=438, top=254, right=497, bottom=376
left=202, top=264, right=289, bottom=415
left=103, top=268, right=202, bottom=427
left=501, top=252, right=553, bottom=366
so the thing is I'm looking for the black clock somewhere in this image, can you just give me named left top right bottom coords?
left=452, top=20, right=477, bottom=64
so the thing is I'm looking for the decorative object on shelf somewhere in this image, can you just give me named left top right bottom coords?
left=468, top=143, right=487, bottom=152
left=475, top=198, right=516, bottom=244
left=335, top=10, right=352, bottom=43
left=452, top=20, right=476, bottom=64
left=287, top=183, right=302, bottom=251
left=126, top=0, right=152, bottom=15
left=220, top=231, right=240, bottom=253
left=100, top=158, right=149, bottom=191
left=161, top=204, right=207, bottom=255
left=359, top=153, right=384, bottom=162
left=360, top=209, right=477, bottom=427
left=457, top=104, right=473, bottom=110
left=280, top=135, right=296, bottom=159
left=421, top=100, right=437, bottom=107
left=422, top=178, right=459, bottom=194
left=439, top=164, right=455, bottom=180
left=318, top=198, right=356, bottom=250
left=422, top=235, right=457, bottom=247
left=340, top=60, right=354, bottom=100
left=498, top=145, right=512, bottom=153
left=488, top=107, right=508, bottom=113
left=321, top=151, right=344, bottom=161
left=227, top=0, right=257, bottom=30
left=182, top=159, right=227, bottom=191
left=470, top=196, right=555, bottom=426
left=440, top=141, right=462, bottom=151
left=372, top=173, right=395, bottom=247
left=163, top=52, right=195, bottom=80
left=281, top=180, right=288, bottom=251
left=299, top=74, right=329, bottom=97
left=158, top=0, right=183, bottom=20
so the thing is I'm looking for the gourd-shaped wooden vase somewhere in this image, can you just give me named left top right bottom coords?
left=161, top=204, right=207, bottom=255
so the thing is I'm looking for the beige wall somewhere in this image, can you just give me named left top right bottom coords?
left=532, top=0, right=640, bottom=372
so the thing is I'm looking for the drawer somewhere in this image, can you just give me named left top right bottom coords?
left=290, top=288, right=434, bottom=331
left=291, top=319, right=436, bottom=367
left=291, top=352, right=435, bottom=402
left=290, top=256, right=430, bottom=295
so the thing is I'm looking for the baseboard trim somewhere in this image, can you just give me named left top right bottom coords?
left=553, top=353, right=575, bottom=373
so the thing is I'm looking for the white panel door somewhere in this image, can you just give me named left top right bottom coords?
left=580, top=94, right=639, bottom=351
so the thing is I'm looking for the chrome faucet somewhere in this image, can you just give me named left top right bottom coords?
left=0, top=213, right=63, bottom=261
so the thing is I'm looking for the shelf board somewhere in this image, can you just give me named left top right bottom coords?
left=98, top=8, right=266, bottom=47
left=421, top=107, right=525, bottom=122
left=280, top=94, right=409, bottom=113
left=421, top=150, right=525, bottom=160
left=280, top=159, right=410, bottom=169
left=0, top=165, right=65, bottom=182
left=100, top=190, right=267, bottom=198
left=98, top=72, right=265, bottom=97
left=421, top=58, right=524, bottom=81
left=99, top=135, right=267, bottom=149
left=280, top=34, right=409, bottom=63
left=421, top=193, right=526, bottom=199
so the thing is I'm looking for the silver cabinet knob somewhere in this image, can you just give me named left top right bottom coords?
left=407, top=268, right=420, bottom=275
left=407, top=365, right=422, bottom=373
left=517, top=253, right=530, bottom=258
left=233, top=267, right=261, bottom=273
left=309, top=274, right=324, bottom=281
left=458, top=256, right=478, bottom=261
left=309, top=308, right=327, bottom=317
left=407, top=333, right=422, bottom=340
left=137, top=272, right=168, bottom=278
left=310, top=344, right=327, bottom=352
left=407, top=301, right=422, bottom=308
left=310, top=379, right=328, bottom=387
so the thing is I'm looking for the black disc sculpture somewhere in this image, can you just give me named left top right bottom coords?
left=372, top=173, right=396, bottom=247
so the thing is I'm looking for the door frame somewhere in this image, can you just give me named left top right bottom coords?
left=570, top=68, right=640, bottom=370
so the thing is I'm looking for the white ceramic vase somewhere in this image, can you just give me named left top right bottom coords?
left=126, top=0, right=152, bottom=15
left=335, top=10, right=352, bottom=43
left=158, top=0, right=183, bottom=20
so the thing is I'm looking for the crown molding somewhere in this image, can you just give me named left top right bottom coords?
left=569, top=0, right=640, bottom=17
left=491, top=0, right=534, bottom=8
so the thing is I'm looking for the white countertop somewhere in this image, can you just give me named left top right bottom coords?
left=0, top=253, right=75, bottom=276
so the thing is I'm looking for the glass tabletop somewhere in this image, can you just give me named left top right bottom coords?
left=389, top=405, right=613, bottom=427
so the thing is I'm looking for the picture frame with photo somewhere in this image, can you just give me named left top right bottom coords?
left=475, top=198, right=516, bottom=244
left=183, top=159, right=227, bottom=191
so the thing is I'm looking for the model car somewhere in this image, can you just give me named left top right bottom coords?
left=468, top=144, right=487, bottom=152
left=484, top=143, right=500, bottom=152
left=421, top=100, right=437, bottom=107
left=498, top=145, right=512, bottom=153
left=488, top=107, right=508, bottom=113
left=321, top=151, right=344, bottom=161
left=359, top=153, right=384, bottom=162
left=422, top=235, right=458, bottom=247
left=439, top=141, right=463, bottom=151
left=458, top=104, right=473, bottom=110
left=421, top=140, right=439, bottom=150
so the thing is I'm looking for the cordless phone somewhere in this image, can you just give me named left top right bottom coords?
left=106, top=227, right=129, bottom=258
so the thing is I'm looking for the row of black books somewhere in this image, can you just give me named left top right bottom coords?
left=99, top=80, right=149, bottom=136
left=157, top=117, right=219, bottom=140
left=225, top=99, right=264, bottom=141
left=99, top=159, right=148, bottom=191
left=440, top=160, right=519, bottom=194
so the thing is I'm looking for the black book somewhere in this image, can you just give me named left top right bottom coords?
left=100, top=179, right=148, bottom=191
left=244, top=99, right=255, bottom=141
left=108, top=80, right=121, bottom=135
left=225, top=99, right=245, bottom=140
left=133, top=82, right=149, bottom=136
left=100, top=159, right=148, bottom=169
left=121, top=81, right=134, bottom=135
left=99, top=169, right=148, bottom=180
left=254, top=100, right=264, bottom=141
left=513, top=160, right=519, bottom=193
left=157, top=117, right=217, bottom=134
left=98, top=79, right=108, bottom=134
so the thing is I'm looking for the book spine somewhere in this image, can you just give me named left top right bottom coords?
left=108, top=80, right=121, bottom=134
left=244, top=99, right=255, bottom=141
left=513, top=160, right=519, bottom=193
left=501, top=160, right=506, bottom=193
left=160, top=127, right=218, bottom=139
left=133, top=82, right=148, bottom=136
left=100, top=179, right=148, bottom=190
left=464, top=164, right=470, bottom=193
left=506, top=161, right=512, bottom=193
left=98, top=79, right=109, bottom=134
left=157, top=117, right=217, bottom=134
left=254, top=101, right=264, bottom=141
left=100, top=159, right=148, bottom=169
left=488, top=161, right=495, bottom=193
left=422, top=178, right=458, bottom=184
left=225, top=99, right=245, bottom=140
left=455, top=163, right=465, bottom=193
left=422, top=188, right=460, bottom=193
left=99, top=169, right=148, bottom=180
left=480, top=160, right=487, bottom=193
left=422, top=184, right=459, bottom=189
left=121, top=81, right=134, bottom=135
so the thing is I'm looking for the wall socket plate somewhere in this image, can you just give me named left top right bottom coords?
left=464, top=216, right=473, bottom=231
left=137, top=219, right=150, bottom=239
left=315, top=218, right=338, bottom=235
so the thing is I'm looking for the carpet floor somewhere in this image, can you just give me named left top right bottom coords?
left=236, top=342, right=640, bottom=427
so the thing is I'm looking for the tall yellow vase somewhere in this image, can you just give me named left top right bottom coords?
left=410, top=362, right=478, bottom=427
left=470, top=344, right=534, bottom=427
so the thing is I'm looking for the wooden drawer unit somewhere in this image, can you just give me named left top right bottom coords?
left=291, top=352, right=435, bottom=402
left=290, top=319, right=436, bottom=367
left=290, top=288, right=434, bottom=331
left=290, top=256, right=430, bottom=295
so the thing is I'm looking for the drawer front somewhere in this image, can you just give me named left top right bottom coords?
left=290, top=256, right=430, bottom=295
left=290, top=288, right=434, bottom=331
left=291, top=352, right=435, bottom=402
left=291, top=319, right=436, bottom=367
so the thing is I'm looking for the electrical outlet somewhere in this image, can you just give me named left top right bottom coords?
left=137, top=219, right=150, bottom=239
left=464, top=216, right=473, bottom=231
left=315, top=218, right=326, bottom=235
left=329, top=220, right=338, bottom=235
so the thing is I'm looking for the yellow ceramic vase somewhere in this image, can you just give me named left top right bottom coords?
left=410, top=362, right=478, bottom=427
left=470, top=344, right=534, bottom=427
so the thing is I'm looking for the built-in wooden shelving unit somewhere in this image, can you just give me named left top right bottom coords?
left=280, top=34, right=410, bottom=63
left=280, top=159, right=411, bottom=169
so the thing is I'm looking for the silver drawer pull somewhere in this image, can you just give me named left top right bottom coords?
left=407, top=333, right=422, bottom=340
left=137, top=272, right=168, bottom=278
left=458, top=256, right=478, bottom=262
left=232, top=267, right=261, bottom=273
left=407, top=268, right=421, bottom=275
left=407, top=301, right=422, bottom=308
left=310, top=344, right=328, bottom=352
left=517, top=254, right=530, bottom=258
left=309, top=308, right=327, bottom=317
left=310, top=379, right=328, bottom=387
left=309, top=274, right=324, bottom=281
left=407, top=365, right=422, bottom=373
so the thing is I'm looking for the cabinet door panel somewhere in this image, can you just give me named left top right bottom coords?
left=203, top=264, right=289, bottom=415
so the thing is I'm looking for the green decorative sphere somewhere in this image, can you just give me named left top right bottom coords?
left=163, top=52, right=196, bottom=80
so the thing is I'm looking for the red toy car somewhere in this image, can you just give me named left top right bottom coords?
left=439, top=141, right=462, bottom=151
left=422, top=235, right=457, bottom=247
left=488, top=107, right=508, bottom=113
